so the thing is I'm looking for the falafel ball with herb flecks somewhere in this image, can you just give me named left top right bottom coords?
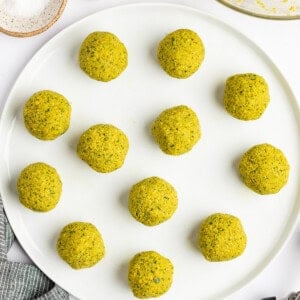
left=77, top=124, right=129, bottom=173
left=23, top=90, right=71, bottom=140
left=239, top=143, right=290, bottom=195
left=17, top=162, right=62, bottom=212
left=128, top=177, right=178, bottom=226
left=151, top=105, right=201, bottom=155
left=128, top=251, right=174, bottom=298
left=223, top=73, right=270, bottom=120
left=79, top=31, right=128, bottom=82
left=198, top=213, right=247, bottom=262
left=57, top=222, right=105, bottom=269
left=157, top=29, right=205, bottom=79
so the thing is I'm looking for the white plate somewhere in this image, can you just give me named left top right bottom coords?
left=0, top=3, right=299, bottom=300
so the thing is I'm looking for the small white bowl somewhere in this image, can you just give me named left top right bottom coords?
left=0, top=0, right=67, bottom=37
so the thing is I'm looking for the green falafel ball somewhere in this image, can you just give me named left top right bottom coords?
left=223, top=73, right=270, bottom=120
left=79, top=31, right=128, bottom=82
left=239, top=143, right=290, bottom=195
left=23, top=90, right=71, bottom=140
left=57, top=222, right=105, bottom=269
left=17, top=162, right=62, bottom=212
left=151, top=105, right=201, bottom=155
left=128, top=251, right=174, bottom=298
left=77, top=124, right=129, bottom=173
left=198, top=213, right=247, bottom=262
left=128, top=177, right=178, bottom=226
left=157, top=29, right=205, bottom=79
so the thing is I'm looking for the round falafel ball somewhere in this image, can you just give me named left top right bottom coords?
left=79, top=31, right=128, bottom=82
left=17, top=162, right=62, bottom=212
left=57, top=222, right=105, bottom=269
left=128, top=251, right=174, bottom=298
left=151, top=105, right=201, bottom=155
left=239, top=143, right=290, bottom=195
left=157, top=29, right=205, bottom=79
left=77, top=124, right=129, bottom=173
left=23, top=90, right=71, bottom=140
left=128, top=177, right=178, bottom=226
left=223, top=73, right=270, bottom=120
left=198, top=213, right=247, bottom=262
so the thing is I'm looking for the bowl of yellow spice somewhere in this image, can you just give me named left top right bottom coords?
left=218, top=0, right=300, bottom=19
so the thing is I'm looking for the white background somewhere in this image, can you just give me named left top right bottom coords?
left=0, top=1, right=300, bottom=299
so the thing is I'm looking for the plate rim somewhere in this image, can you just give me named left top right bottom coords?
left=0, top=2, right=300, bottom=299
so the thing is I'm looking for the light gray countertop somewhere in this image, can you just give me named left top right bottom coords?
left=1, top=1, right=300, bottom=299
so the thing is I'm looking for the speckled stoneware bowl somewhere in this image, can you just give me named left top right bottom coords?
left=0, top=0, right=67, bottom=37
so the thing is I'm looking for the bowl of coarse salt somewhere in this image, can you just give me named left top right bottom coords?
left=0, top=0, right=67, bottom=37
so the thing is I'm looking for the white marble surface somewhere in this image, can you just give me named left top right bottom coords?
left=1, top=1, right=300, bottom=299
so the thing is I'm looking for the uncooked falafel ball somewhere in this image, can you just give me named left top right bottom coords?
left=57, top=222, right=105, bottom=269
left=77, top=124, right=129, bottom=173
left=17, top=162, right=62, bottom=212
left=79, top=31, right=128, bottom=82
left=128, top=177, right=178, bottom=226
left=239, top=143, right=289, bottom=194
left=223, top=73, right=270, bottom=120
left=157, top=29, right=205, bottom=79
left=128, top=251, right=174, bottom=298
left=198, top=213, right=247, bottom=262
left=151, top=105, right=201, bottom=155
left=23, top=90, right=71, bottom=140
